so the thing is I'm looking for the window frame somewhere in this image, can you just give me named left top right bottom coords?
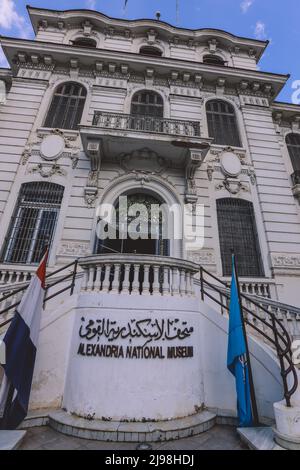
left=216, top=198, right=264, bottom=278
left=286, top=133, right=300, bottom=172
left=2, top=182, right=64, bottom=265
left=44, top=82, right=87, bottom=131
left=206, top=99, right=242, bottom=147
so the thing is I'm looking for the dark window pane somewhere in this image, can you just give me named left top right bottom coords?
left=2, top=182, right=64, bottom=265
left=44, top=82, right=87, bottom=130
left=286, top=133, right=300, bottom=171
left=131, top=91, right=164, bottom=117
left=217, top=198, right=264, bottom=277
left=206, top=100, right=241, bottom=147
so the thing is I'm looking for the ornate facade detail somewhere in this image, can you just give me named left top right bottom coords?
left=58, top=242, right=90, bottom=257
left=187, top=250, right=216, bottom=266
left=185, top=148, right=209, bottom=203
left=247, top=166, right=257, bottom=185
left=215, top=177, right=249, bottom=194
left=29, top=163, right=66, bottom=178
left=272, top=254, right=300, bottom=269
left=119, top=148, right=167, bottom=175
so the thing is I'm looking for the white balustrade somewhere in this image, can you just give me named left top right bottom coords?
left=79, top=254, right=198, bottom=297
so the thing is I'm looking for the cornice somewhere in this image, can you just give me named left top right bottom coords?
left=26, top=6, right=268, bottom=57
left=0, top=36, right=288, bottom=98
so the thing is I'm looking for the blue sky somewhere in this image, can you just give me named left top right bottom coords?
left=0, top=0, right=299, bottom=102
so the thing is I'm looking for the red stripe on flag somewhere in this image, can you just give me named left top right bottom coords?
left=36, top=250, right=48, bottom=289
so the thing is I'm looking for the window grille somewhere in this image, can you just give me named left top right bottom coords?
left=131, top=91, right=164, bottom=118
left=2, top=182, right=64, bottom=264
left=286, top=133, right=300, bottom=171
left=206, top=100, right=241, bottom=147
left=216, top=198, right=264, bottom=277
left=44, top=82, right=87, bottom=130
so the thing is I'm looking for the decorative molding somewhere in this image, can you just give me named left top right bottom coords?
left=187, top=250, right=216, bottom=266
left=58, top=242, right=90, bottom=257
left=215, top=177, right=249, bottom=194
left=119, top=148, right=167, bottom=175
left=29, top=163, right=66, bottom=178
left=185, top=147, right=210, bottom=203
left=272, top=254, right=300, bottom=270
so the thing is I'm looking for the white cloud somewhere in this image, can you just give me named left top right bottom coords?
left=241, top=0, right=254, bottom=13
left=86, top=0, right=97, bottom=9
left=254, top=21, right=267, bottom=40
left=0, top=0, right=31, bottom=38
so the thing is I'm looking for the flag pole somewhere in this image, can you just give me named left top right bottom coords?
left=232, top=252, right=259, bottom=426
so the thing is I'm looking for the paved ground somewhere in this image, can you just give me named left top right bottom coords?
left=19, top=425, right=246, bottom=450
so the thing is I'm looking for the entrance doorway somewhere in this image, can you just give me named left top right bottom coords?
left=95, top=192, right=169, bottom=256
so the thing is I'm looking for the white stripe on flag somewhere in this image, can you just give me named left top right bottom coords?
left=0, top=375, right=10, bottom=418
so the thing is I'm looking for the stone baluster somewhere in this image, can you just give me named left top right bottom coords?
left=143, top=265, right=151, bottom=295
left=82, top=268, right=89, bottom=291
left=86, top=267, right=95, bottom=291
left=131, top=264, right=140, bottom=294
left=152, top=265, right=160, bottom=295
left=162, top=267, right=170, bottom=296
left=179, top=269, right=186, bottom=296
left=7, top=272, right=14, bottom=284
left=102, top=264, right=111, bottom=292
left=93, top=265, right=102, bottom=291
left=111, top=264, right=121, bottom=293
left=172, top=268, right=180, bottom=296
left=186, top=271, right=192, bottom=296
left=121, top=264, right=131, bottom=294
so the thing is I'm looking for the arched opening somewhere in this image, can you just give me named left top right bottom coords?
left=2, top=182, right=64, bottom=264
left=206, top=99, right=241, bottom=147
left=131, top=90, right=164, bottom=117
left=203, top=54, right=225, bottom=66
left=72, top=37, right=97, bottom=48
left=216, top=198, right=264, bottom=277
left=95, top=191, right=169, bottom=256
left=44, top=82, right=87, bottom=130
left=139, top=46, right=163, bottom=57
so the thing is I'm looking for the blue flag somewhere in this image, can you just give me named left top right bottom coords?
left=227, top=255, right=253, bottom=427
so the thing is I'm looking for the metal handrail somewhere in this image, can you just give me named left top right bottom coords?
left=0, top=260, right=79, bottom=328
left=199, top=266, right=298, bottom=407
left=92, top=111, right=201, bottom=137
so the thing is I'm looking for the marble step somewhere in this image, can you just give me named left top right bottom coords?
left=0, top=431, right=27, bottom=450
left=48, top=409, right=217, bottom=443
left=237, top=427, right=284, bottom=451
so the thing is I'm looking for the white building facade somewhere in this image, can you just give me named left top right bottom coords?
left=0, top=7, right=300, bottom=446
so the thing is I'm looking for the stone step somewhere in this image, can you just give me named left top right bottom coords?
left=237, top=427, right=284, bottom=451
left=0, top=431, right=27, bottom=450
left=48, top=409, right=217, bottom=443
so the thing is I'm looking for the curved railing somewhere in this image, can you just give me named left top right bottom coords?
left=79, top=254, right=199, bottom=296
left=199, top=266, right=298, bottom=407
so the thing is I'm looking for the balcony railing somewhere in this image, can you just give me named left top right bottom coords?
left=92, top=112, right=201, bottom=138
left=79, top=254, right=199, bottom=296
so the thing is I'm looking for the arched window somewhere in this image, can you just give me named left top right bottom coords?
left=216, top=198, right=264, bottom=277
left=286, top=133, right=300, bottom=171
left=44, top=82, right=87, bottom=130
left=131, top=90, right=163, bottom=117
left=2, top=182, right=64, bottom=264
left=206, top=100, right=241, bottom=147
left=72, top=37, right=97, bottom=48
left=139, top=46, right=163, bottom=57
left=96, top=192, right=169, bottom=256
left=203, top=55, right=225, bottom=66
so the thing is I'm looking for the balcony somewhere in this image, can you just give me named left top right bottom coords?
left=79, top=254, right=199, bottom=297
left=92, top=112, right=201, bottom=138
left=80, top=112, right=211, bottom=170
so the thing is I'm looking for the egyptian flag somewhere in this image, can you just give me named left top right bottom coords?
left=0, top=250, right=48, bottom=430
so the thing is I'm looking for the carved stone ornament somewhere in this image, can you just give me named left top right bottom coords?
left=29, top=163, right=66, bottom=178
left=187, top=250, right=216, bottom=266
left=119, top=148, right=167, bottom=174
left=84, top=186, right=98, bottom=207
left=220, top=151, right=242, bottom=177
left=185, top=147, right=210, bottom=203
left=272, top=254, right=300, bottom=269
left=215, top=177, right=249, bottom=194
left=58, top=242, right=90, bottom=257
left=40, top=133, right=65, bottom=161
